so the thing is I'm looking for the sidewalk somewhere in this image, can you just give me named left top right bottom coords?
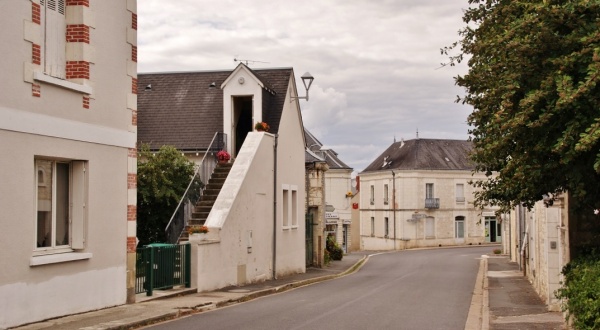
left=12, top=251, right=566, bottom=330
left=485, top=255, right=565, bottom=330
left=12, top=251, right=371, bottom=330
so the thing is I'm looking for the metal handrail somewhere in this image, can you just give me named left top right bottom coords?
left=164, top=132, right=226, bottom=241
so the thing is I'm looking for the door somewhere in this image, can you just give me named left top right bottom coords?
left=232, top=96, right=253, bottom=157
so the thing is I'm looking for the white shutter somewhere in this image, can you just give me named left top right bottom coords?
left=71, top=161, right=86, bottom=249
left=44, top=0, right=66, bottom=78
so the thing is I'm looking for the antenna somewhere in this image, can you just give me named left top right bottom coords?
left=233, top=56, right=269, bottom=66
left=416, top=128, right=419, bottom=139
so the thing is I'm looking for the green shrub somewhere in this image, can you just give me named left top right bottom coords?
left=555, top=252, right=600, bottom=330
left=323, top=249, right=331, bottom=266
left=493, top=249, right=502, bottom=255
left=326, top=235, right=343, bottom=261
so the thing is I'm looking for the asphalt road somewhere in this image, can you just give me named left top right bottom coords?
left=147, top=246, right=489, bottom=330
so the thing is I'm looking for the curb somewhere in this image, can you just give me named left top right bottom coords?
left=112, top=255, right=369, bottom=329
left=464, top=255, right=489, bottom=330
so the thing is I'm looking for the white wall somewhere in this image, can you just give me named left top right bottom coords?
left=0, top=1, right=133, bottom=327
left=359, top=169, right=496, bottom=251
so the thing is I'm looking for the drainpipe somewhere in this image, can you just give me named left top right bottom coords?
left=392, top=170, right=396, bottom=250
left=272, top=134, right=278, bottom=280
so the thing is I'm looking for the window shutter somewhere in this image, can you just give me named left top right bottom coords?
left=71, top=161, right=86, bottom=249
left=43, top=0, right=66, bottom=78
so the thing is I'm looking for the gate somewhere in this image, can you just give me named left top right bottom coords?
left=135, top=243, right=191, bottom=296
left=305, top=213, right=314, bottom=266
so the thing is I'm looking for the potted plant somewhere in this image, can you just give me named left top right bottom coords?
left=216, top=150, right=230, bottom=164
left=188, top=225, right=209, bottom=235
left=254, top=122, right=270, bottom=132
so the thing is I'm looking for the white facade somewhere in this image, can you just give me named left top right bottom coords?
left=324, top=168, right=354, bottom=253
left=504, top=196, right=570, bottom=311
left=359, top=169, right=497, bottom=250
left=0, top=1, right=137, bottom=328
left=191, top=68, right=306, bottom=291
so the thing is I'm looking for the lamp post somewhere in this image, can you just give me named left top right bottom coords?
left=291, top=72, right=314, bottom=101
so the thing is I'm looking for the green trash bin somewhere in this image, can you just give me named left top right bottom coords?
left=146, top=243, right=176, bottom=290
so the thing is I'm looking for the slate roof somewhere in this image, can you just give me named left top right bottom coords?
left=137, top=67, right=293, bottom=151
left=304, top=129, right=352, bottom=170
left=361, top=138, right=474, bottom=173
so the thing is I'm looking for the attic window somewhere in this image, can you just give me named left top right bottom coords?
left=145, top=84, right=152, bottom=91
left=444, top=157, right=450, bottom=162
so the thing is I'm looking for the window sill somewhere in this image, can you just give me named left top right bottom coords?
left=30, top=252, right=93, bottom=266
left=34, top=71, right=92, bottom=95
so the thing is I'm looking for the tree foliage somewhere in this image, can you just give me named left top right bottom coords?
left=443, top=0, right=600, bottom=212
left=137, top=145, right=196, bottom=245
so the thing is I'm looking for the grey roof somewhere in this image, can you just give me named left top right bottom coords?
left=137, top=67, right=292, bottom=151
left=304, top=129, right=352, bottom=170
left=361, top=138, right=474, bottom=173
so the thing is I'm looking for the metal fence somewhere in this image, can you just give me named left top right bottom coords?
left=135, top=243, right=191, bottom=296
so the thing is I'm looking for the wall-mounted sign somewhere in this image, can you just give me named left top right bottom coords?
left=325, top=212, right=339, bottom=219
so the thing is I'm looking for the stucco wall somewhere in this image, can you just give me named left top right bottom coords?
left=193, top=131, right=305, bottom=291
left=359, top=169, right=496, bottom=251
left=0, top=1, right=134, bottom=327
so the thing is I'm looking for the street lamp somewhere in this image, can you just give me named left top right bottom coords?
left=291, top=72, right=314, bottom=102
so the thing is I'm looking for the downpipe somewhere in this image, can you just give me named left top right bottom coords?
left=272, top=134, right=278, bottom=280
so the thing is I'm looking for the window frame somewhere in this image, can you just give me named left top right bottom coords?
left=426, top=183, right=434, bottom=199
left=370, top=185, right=375, bottom=205
left=456, top=183, right=465, bottom=203
left=34, top=158, right=87, bottom=256
left=383, top=184, right=389, bottom=205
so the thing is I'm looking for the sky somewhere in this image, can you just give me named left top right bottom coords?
left=138, top=0, right=473, bottom=174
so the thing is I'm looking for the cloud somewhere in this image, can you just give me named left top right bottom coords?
left=138, top=0, right=473, bottom=173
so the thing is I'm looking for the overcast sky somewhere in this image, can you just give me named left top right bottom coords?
left=138, top=0, right=472, bottom=174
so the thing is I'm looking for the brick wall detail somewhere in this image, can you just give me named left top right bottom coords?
left=32, top=44, right=41, bottom=65
left=132, top=13, right=137, bottom=30
left=66, top=0, right=90, bottom=6
left=132, top=46, right=137, bottom=63
left=32, top=2, right=41, bottom=24
left=32, top=84, right=41, bottom=97
left=66, top=61, right=90, bottom=79
left=66, top=24, right=90, bottom=43
left=83, top=96, right=90, bottom=109
left=127, top=237, right=136, bottom=253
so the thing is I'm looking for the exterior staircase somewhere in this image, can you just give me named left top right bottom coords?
left=178, top=163, right=232, bottom=243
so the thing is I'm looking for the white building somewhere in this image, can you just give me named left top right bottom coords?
left=0, top=1, right=137, bottom=328
left=137, top=63, right=307, bottom=291
left=359, top=138, right=498, bottom=250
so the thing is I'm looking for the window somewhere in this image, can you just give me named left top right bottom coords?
left=456, top=184, right=465, bottom=203
left=425, top=217, right=435, bottom=238
left=455, top=216, right=465, bottom=239
left=383, top=184, right=389, bottom=205
left=370, top=217, right=375, bottom=236
left=282, top=189, right=289, bottom=228
left=282, top=185, right=298, bottom=229
left=426, top=183, right=434, bottom=199
left=36, top=159, right=86, bottom=252
left=384, top=217, right=389, bottom=237
left=40, top=0, right=67, bottom=79
left=370, top=185, right=374, bottom=205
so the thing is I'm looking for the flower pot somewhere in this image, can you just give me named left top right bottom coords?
left=191, top=233, right=208, bottom=241
left=218, top=159, right=228, bottom=165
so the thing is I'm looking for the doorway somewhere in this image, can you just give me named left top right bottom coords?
left=485, top=216, right=502, bottom=243
left=232, top=96, right=253, bottom=157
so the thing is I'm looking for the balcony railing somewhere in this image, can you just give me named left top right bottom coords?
left=425, top=198, right=440, bottom=209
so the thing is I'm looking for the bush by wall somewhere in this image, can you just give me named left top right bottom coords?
left=555, top=251, right=600, bottom=330
left=326, top=235, right=343, bottom=261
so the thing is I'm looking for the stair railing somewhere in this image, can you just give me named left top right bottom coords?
left=165, top=132, right=227, bottom=243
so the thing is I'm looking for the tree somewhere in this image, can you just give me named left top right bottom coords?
left=443, top=0, right=600, bottom=213
left=137, top=145, right=196, bottom=245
